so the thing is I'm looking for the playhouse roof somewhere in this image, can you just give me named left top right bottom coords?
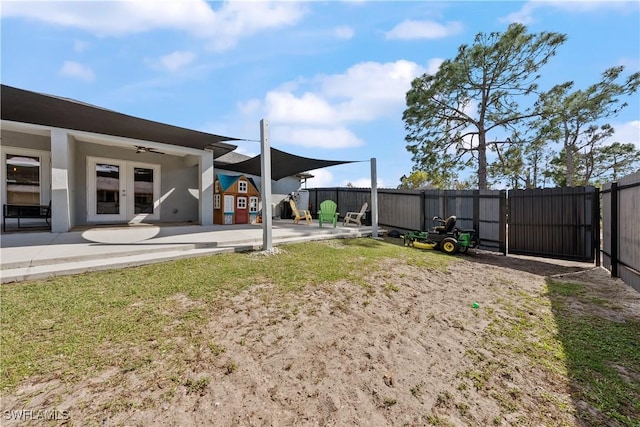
left=216, top=174, right=259, bottom=193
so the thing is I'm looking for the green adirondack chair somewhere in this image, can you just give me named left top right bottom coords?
left=317, top=200, right=339, bottom=228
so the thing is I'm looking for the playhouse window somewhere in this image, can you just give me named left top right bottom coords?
left=249, top=197, right=258, bottom=213
left=214, top=181, right=219, bottom=193
left=214, top=194, right=220, bottom=209
left=237, top=197, right=247, bottom=209
left=238, top=180, right=248, bottom=193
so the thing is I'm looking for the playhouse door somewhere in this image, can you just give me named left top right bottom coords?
left=235, top=196, right=248, bottom=224
left=223, top=195, right=234, bottom=224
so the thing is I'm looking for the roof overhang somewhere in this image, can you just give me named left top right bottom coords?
left=1, top=84, right=239, bottom=157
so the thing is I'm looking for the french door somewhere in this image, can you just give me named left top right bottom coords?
left=87, top=157, right=160, bottom=223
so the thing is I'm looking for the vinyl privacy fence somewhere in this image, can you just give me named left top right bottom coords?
left=602, top=171, right=640, bottom=292
left=309, top=180, right=638, bottom=291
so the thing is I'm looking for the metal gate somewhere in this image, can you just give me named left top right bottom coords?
left=508, top=186, right=600, bottom=262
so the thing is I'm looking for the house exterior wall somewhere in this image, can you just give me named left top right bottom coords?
left=73, top=141, right=201, bottom=225
left=0, top=128, right=208, bottom=229
left=1, top=130, right=50, bottom=152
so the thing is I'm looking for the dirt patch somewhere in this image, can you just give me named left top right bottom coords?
left=2, top=249, right=638, bottom=426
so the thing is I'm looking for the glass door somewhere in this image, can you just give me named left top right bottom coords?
left=129, top=164, right=160, bottom=222
left=87, top=157, right=160, bottom=223
left=89, top=159, right=127, bottom=222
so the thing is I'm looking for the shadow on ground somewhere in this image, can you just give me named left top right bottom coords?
left=545, top=275, right=640, bottom=426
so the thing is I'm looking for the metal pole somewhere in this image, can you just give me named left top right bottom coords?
left=611, top=182, right=618, bottom=277
left=370, top=158, right=378, bottom=238
left=260, top=119, right=273, bottom=251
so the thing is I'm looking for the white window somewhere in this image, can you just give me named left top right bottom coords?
left=238, top=180, right=248, bottom=193
left=214, top=181, right=220, bottom=193
left=249, top=197, right=259, bottom=213
left=249, top=196, right=259, bottom=213
left=237, top=197, right=247, bottom=209
left=214, top=194, right=220, bottom=209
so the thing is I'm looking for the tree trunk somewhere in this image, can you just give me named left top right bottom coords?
left=478, top=133, right=487, bottom=190
left=565, top=141, right=574, bottom=187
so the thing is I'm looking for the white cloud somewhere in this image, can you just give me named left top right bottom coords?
left=604, top=120, right=640, bottom=148
left=159, top=51, right=196, bottom=73
left=266, top=91, right=337, bottom=125
left=2, top=0, right=306, bottom=52
left=59, top=60, right=95, bottom=82
left=305, top=169, right=335, bottom=188
left=385, top=20, right=463, bottom=40
left=272, top=126, right=364, bottom=149
left=266, top=60, right=425, bottom=125
left=240, top=59, right=426, bottom=149
left=73, top=40, right=90, bottom=53
left=500, top=1, right=637, bottom=24
left=334, top=25, right=354, bottom=40
left=238, top=99, right=262, bottom=115
left=500, top=2, right=537, bottom=24
left=426, top=58, right=444, bottom=75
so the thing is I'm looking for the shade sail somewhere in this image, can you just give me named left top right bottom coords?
left=1, top=84, right=239, bottom=155
left=215, top=147, right=356, bottom=181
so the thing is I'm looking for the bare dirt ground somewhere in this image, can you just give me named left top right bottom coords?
left=3, top=245, right=639, bottom=426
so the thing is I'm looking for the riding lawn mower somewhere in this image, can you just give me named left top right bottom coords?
left=403, top=215, right=480, bottom=255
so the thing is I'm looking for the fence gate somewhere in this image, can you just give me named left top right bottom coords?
left=508, top=186, right=600, bottom=262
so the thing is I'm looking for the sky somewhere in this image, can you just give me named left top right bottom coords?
left=2, top=0, right=639, bottom=189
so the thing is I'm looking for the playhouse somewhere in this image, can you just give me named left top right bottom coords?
left=214, top=174, right=260, bottom=225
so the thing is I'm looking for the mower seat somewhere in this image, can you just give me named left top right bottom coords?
left=434, top=215, right=457, bottom=233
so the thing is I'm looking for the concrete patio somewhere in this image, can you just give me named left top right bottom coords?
left=0, top=220, right=380, bottom=284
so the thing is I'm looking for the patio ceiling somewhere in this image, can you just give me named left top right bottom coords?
left=1, top=84, right=239, bottom=157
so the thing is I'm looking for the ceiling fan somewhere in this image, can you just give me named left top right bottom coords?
left=134, top=145, right=165, bottom=154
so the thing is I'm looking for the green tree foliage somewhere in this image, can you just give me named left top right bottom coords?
left=397, top=170, right=476, bottom=189
left=397, top=168, right=457, bottom=189
left=488, top=129, right=556, bottom=189
left=535, top=66, right=640, bottom=186
left=592, top=142, right=640, bottom=182
left=403, top=23, right=566, bottom=190
left=544, top=143, right=640, bottom=187
left=398, top=170, right=433, bottom=189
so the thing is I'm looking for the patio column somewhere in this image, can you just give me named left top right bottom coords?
left=370, top=157, right=378, bottom=238
left=260, top=119, right=273, bottom=251
left=199, top=149, right=214, bottom=226
left=50, top=129, right=73, bottom=232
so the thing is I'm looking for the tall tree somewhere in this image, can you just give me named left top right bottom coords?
left=545, top=142, right=640, bottom=187
left=403, top=23, right=566, bottom=189
left=535, top=66, right=640, bottom=186
left=592, top=142, right=640, bottom=182
left=398, top=171, right=433, bottom=189
left=397, top=170, right=475, bottom=189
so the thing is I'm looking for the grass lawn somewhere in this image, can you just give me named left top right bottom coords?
left=1, top=238, right=445, bottom=392
left=1, top=238, right=638, bottom=425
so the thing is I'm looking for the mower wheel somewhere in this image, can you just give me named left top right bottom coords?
left=459, top=246, right=469, bottom=254
left=441, top=237, right=459, bottom=255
